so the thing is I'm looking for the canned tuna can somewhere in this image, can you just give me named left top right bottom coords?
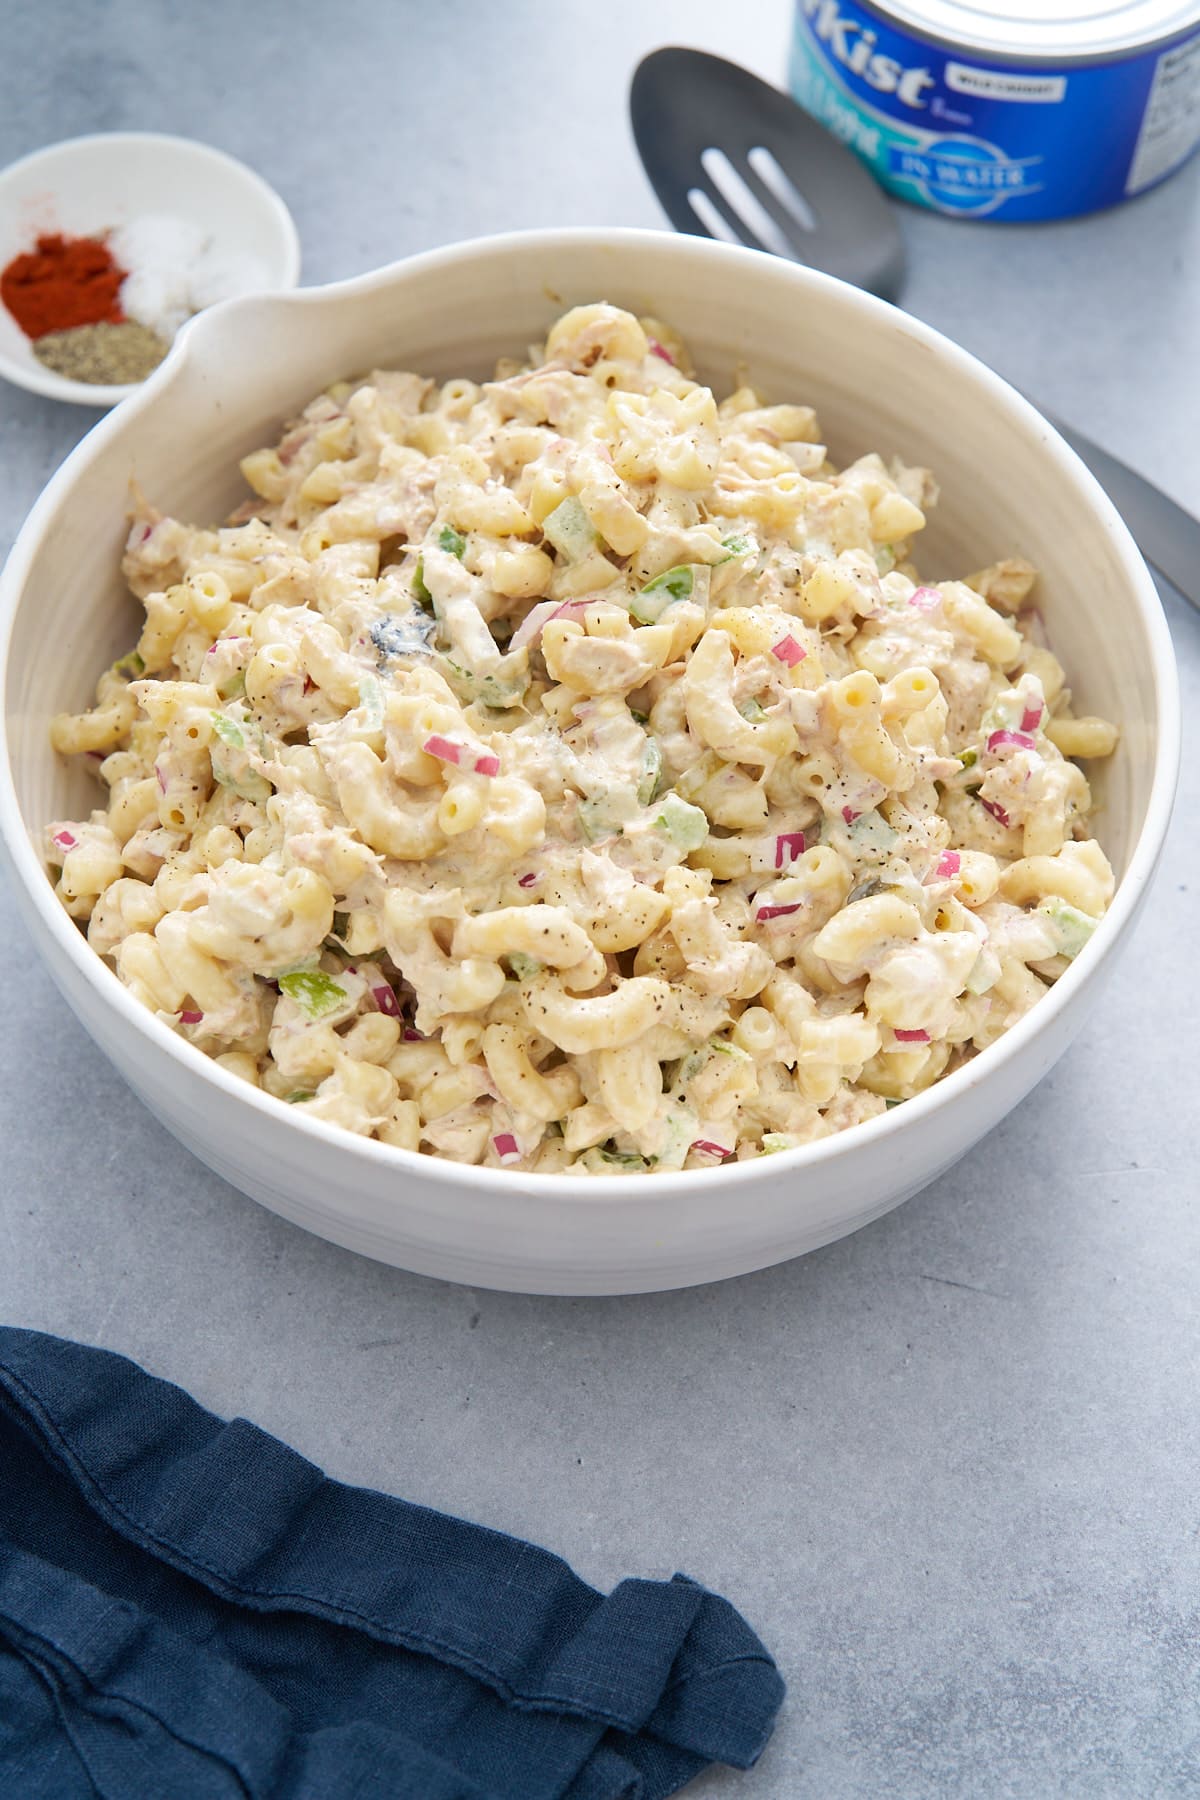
left=789, top=0, right=1200, bottom=220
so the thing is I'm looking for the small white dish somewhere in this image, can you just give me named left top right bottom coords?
left=0, top=132, right=300, bottom=408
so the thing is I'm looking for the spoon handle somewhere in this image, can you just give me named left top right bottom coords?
left=1048, top=418, right=1200, bottom=614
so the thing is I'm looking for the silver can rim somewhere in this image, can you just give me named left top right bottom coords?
left=802, top=0, right=1200, bottom=65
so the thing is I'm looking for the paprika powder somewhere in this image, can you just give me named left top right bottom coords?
left=0, top=233, right=127, bottom=338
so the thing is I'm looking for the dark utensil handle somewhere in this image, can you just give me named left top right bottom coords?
left=1048, top=418, right=1200, bottom=613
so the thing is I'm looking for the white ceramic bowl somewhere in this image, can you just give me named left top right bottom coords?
left=0, top=132, right=300, bottom=406
left=0, top=230, right=1180, bottom=1294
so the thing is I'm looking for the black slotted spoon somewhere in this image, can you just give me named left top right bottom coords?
left=632, top=46, right=906, bottom=302
left=630, top=46, right=1199, bottom=613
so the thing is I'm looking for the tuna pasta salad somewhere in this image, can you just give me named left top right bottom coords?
left=47, top=304, right=1118, bottom=1174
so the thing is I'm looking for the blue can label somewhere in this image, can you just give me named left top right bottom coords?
left=789, top=0, right=1200, bottom=220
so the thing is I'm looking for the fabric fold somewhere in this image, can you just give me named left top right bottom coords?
left=0, top=1328, right=783, bottom=1799
left=0, top=1541, right=501, bottom=1800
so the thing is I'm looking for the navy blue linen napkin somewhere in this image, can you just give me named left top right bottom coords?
left=0, top=1328, right=783, bottom=1799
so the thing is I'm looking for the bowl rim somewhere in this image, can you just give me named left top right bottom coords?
left=0, top=225, right=1181, bottom=1202
left=0, top=129, right=302, bottom=407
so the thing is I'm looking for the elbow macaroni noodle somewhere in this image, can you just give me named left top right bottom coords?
left=46, top=304, right=1118, bottom=1174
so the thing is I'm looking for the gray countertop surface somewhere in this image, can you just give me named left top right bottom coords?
left=2, top=4, right=1199, bottom=1794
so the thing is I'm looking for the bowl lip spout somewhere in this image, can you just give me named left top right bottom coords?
left=0, top=226, right=1181, bottom=1203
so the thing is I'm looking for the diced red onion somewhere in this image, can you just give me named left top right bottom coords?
left=156, top=765, right=168, bottom=793
left=180, top=1009, right=204, bottom=1025
left=771, top=634, right=806, bottom=666
left=371, top=983, right=402, bottom=1017
left=401, top=1026, right=425, bottom=1042
left=517, top=872, right=538, bottom=889
left=648, top=339, right=675, bottom=364
left=51, top=830, right=77, bottom=850
left=979, top=797, right=1011, bottom=828
left=508, top=598, right=588, bottom=652
left=422, top=734, right=463, bottom=765
left=894, top=1028, right=929, bottom=1043
left=842, top=805, right=860, bottom=824
left=691, top=1139, right=732, bottom=1159
left=936, top=850, right=961, bottom=877
left=986, top=730, right=1036, bottom=754
left=423, top=735, right=498, bottom=776
left=86, top=751, right=104, bottom=761
left=509, top=599, right=562, bottom=652
left=756, top=901, right=802, bottom=922
left=775, top=831, right=806, bottom=868
left=908, top=586, right=940, bottom=612
left=493, top=1133, right=522, bottom=1164
left=1020, top=704, right=1043, bottom=733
